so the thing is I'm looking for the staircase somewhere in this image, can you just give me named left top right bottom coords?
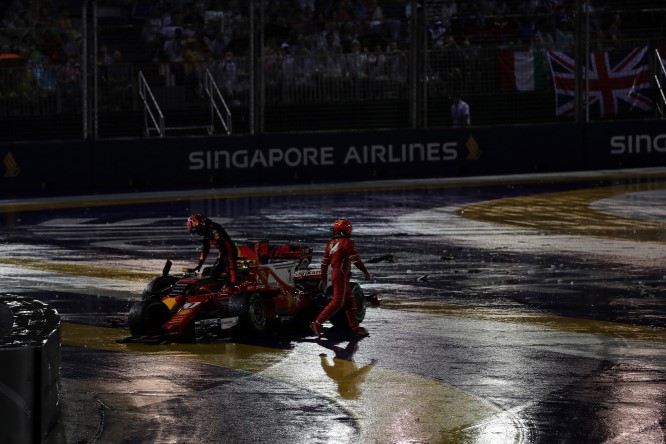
left=138, top=70, right=232, bottom=137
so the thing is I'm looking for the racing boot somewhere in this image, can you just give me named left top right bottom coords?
left=352, top=326, right=369, bottom=337
left=310, top=320, right=324, bottom=338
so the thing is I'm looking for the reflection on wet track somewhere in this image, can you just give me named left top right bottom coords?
left=1, top=169, right=665, bottom=443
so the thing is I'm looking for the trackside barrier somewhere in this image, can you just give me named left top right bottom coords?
left=0, top=296, right=62, bottom=444
left=1, top=121, right=665, bottom=195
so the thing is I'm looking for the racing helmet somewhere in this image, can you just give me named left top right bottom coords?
left=332, top=218, right=352, bottom=237
left=187, top=213, right=206, bottom=235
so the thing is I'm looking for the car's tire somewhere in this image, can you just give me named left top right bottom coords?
left=229, top=292, right=267, bottom=333
left=330, top=283, right=366, bottom=327
left=141, top=275, right=179, bottom=300
left=128, top=298, right=169, bottom=337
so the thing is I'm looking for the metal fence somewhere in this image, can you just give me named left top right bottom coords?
left=1, top=1, right=665, bottom=141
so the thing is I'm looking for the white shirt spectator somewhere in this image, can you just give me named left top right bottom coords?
left=451, top=98, right=471, bottom=127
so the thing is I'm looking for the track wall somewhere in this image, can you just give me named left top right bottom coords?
left=2, top=121, right=665, bottom=195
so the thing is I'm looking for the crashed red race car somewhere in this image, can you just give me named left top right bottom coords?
left=127, top=240, right=366, bottom=342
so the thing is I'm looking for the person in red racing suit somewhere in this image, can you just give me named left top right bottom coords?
left=187, top=213, right=238, bottom=284
left=311, top=218, right=371, bottom=338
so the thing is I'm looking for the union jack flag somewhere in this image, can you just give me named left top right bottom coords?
left=547, top=46, right=653, bottom=117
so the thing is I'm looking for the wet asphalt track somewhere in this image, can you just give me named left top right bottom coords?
left=1, top=168, right=666, bottom=444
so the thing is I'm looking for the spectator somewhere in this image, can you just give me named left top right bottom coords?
left=430, top=35, right=459, bottom=83
left=56, top=54, right=81, bottom=111
left=1, top=6, right=24, bottom=33
left=163, top=27, right=185, bottom=63
left=554, top=18, right=574, bottom=51
left=61, top=31, right=80, bottom=60
left=141, top=5, right=168, bottom=59
left=339, top=17, right=363, bottom=51
left=532, top=21, right=555, bottom=50
left=215, top=50, right=240, bottom=103
left=320, top=30, right=343, bottom=55
left=182, top=36, right=207, bottom=90
left=346, top=39, right=368, bottom=79
left=263, top=39, right=281, bottom=87
left=385, top=41, right=407, bottom=83
left=478, top=0, right=500, bottom=23
left=97, top=44, right=113, bottom=66
left=291, top=44, right=316, bottom=91
left=104, top=49, right=133, bottom=111
left=209, top=31, right=230, bottom=61
left=296, top=0, right=316, bottom=12
left=592, top=28, right=610, bottom=51
left=278, top=42, right=308, bottom=100
left=335, top=0, right=351, bottom=22
left=367, top=0, right=385, bottom=30
left=162, top=27, right=185, bottom=85
left=368, top=44, right=387, bottom=80
left=345, top=39, right=369, bottom=98
left=310, top=45, right=344, bottom=100
left=55, top=9, right=73, bottom=30
left=441, top=0, right=459, bottom=30
left=606, top=13, right=623, bottom=46
left=429, top=16, right=448, bottom=48
left=459, top=36, right=481, bottom=81
left=29, top=50, right=57, bottom=98
left=451, top=94, right=471, bottom=128
left=36, top=27, right=62, bottom=64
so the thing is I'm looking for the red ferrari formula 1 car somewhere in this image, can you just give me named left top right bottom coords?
left=127, top=240, right=366, bottom=342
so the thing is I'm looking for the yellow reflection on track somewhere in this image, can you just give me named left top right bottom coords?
left=0, top=257, right=154, bottom=282
left=62, top=322, right=520, bottom=443
left=458, top=182, right=666, bottom=243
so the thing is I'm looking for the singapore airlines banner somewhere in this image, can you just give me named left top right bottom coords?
left=1, top=122, right=665, bottom=193
left=89, top=126, right=580, bottom=189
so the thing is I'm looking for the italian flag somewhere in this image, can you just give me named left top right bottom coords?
left=498, top=50, right=545, bottom=91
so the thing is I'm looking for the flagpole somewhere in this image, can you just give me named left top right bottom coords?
left=584, top=1, right=590, bottom=123
left=574, top=0, right=588, bottom=123
left=574, top=0, right=581, bottom=123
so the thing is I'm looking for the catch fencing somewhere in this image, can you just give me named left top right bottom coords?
left=0, top=1, right=665, bottom=141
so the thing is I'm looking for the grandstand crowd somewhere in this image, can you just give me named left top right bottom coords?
left=1, top=0, right=664, bottom=115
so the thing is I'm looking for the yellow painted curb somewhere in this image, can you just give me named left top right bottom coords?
left=458, top=182, right=666, bottom=243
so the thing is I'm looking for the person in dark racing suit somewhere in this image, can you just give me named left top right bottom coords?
left=311, top=218, right=371, bottom=338
left=187, top=213, right=238, bottom=285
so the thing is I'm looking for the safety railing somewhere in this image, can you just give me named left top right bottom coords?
left=204, top=69, right=232, bottom=135
left=138, top=71, right=165, bottom=137
left=655, top=49, right=666, bottom=119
